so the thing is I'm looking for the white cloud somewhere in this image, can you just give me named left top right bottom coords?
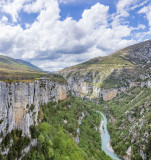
left=1, top=0, right=31, bottom=22
left=24, top=0, right=49, bottom=13
left=78, top=3, right=109, bottom=30
left=114, top=0, right=148, bottom=26
left=130, top=0, right=149, bottom=10
left=116, top=0, right=134, bottom=17
left=0, top=0, right=146, bottom=71
left=0, top=16, right=8, bottom=23
left=116, top=0, right=146, bottom=16
left=134, top=24, right=146, bottom=30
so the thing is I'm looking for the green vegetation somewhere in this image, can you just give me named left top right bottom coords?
left=0, top=69, right=47, bottom=81
left=67, top=55, right=133, bottom=70
left=0, top=55, right=49, bottom=80
left=30, top=104, right=35, bottom=112
left=48, top=74, right=67, bottom=84
left=0, top=55, right=67, bottom=82
left=0, top=120, right=4, bottom=124
left=1, top=130, right=30, bottom=160
left=23, top=96, right=111, bottom=160
left=24, top=123, right=85, bottom=160
left=79, top=110, right=109, bottom=159
left=0, top=96, right=112, bottom=160
left=99, top=87, right=151, bottom=159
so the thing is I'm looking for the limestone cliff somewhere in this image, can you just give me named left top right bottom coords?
left=0, top=78, right=67, bottom=141
left=66, top=75, right=128, bottom=101
left=58, top=71, right=151, bottom=102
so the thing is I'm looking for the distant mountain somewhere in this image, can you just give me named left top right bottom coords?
left=0, top=55, right=47, bottom=80
left=16, top=59, right=43, bottom=71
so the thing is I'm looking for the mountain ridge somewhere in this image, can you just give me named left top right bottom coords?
left=15, top=59, right=43, bottom=71
left=57, top=39, right=151, bottom=101
left=0, top=55, right=48, bottom=80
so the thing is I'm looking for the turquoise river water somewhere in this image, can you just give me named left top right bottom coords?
left=99, top=112, right=121, bottom=160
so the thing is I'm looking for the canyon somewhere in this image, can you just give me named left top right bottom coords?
left=1, top=40, right=151, bottom=159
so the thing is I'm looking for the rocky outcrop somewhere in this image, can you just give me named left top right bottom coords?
left=64, top=76, right=130, bottom=101
left=74, top=112, right=86, bottom=144
left=0, top=78, right=67, bottom=139
left=119, top=39, right=151, bottom=64
left=102, top=89, right=118, bottom=101
left=141, top=80, right=151, bottom=88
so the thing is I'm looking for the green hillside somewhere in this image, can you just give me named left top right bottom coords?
left=0, top=55, right=47, bottom=80
left=58, top=40, right=151, bottom=90
left=98, top=86, right=151, bottom=160
left=56, top=40, right=151, bottom=159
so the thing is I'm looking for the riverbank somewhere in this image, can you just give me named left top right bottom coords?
left=99, top=119, right=115, bottom=154
left=99, top=112, right=121, bottom=160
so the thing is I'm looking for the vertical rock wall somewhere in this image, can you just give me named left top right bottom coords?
left=0, top=79, right=67, bottom=138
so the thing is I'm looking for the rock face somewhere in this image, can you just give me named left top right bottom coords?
left=102, top=89, right=118, bottom=101
left=0, top=79, right=67, bottom=138
left=74, top=112, right=86, bottom=144
left=65, top=75, right=151, bottom=102
left=64, top=76, right=129, bottom=101
left=119, top=39, right=151, bottom=64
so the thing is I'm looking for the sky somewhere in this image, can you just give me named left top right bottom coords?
left=0, top=0, right=151, bottom=72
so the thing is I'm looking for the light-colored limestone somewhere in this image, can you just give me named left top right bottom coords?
left=0, top=79, right=68, bottom=137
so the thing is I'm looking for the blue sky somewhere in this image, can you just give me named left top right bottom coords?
left=59, top=0, right=117, bottom=20
left=0, top=0, right=151, bottom=71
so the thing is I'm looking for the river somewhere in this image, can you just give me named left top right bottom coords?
left=99, top=112, right=121, bottom=160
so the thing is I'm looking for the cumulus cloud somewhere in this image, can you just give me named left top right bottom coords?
left=78, top=3, right=109, bottom=30
left=0, top=0, right=148, bottom=71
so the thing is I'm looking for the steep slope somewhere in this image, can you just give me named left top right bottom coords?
left=114, top=39, right=151, bottom=65
left=0, top=94, right=112, bottom=160
left=99, top=86, right=151, bottom=160
left=0, top=55, right=47, bottom=80
left=57, top=39, right=151, bottom=160
left=0, top=77, right=68, bottom=158
left=22, top=97, right=111, bottom=160
left=57, top=40, right=151, bottom=101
